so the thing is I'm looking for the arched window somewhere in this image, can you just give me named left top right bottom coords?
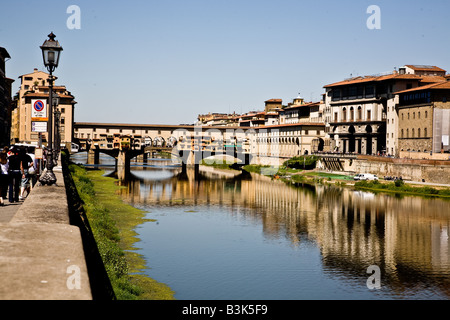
left=407, top=129, right=409, bottom=138
left=425, top=111, right=428, bottom=118
left=401, top=129, right=404, bottom=138
left=358, top=106, right=362, bottom=120
left=424, top=128, right=427, bottom=137
left=412, top=128, right=415, bottom=137
left=418, top=128, right=421, bottom=138
left=342, top=108, right=347, bottom=121
left=350, top=107, right=354, bottom=121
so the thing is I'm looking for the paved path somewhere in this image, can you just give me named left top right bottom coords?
left=0, top=170, right=93, bottom=300
left=0, top=200, right=23, bottom=223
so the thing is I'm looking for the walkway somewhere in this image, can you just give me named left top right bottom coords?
left=0, top=201, right=22, bottom=223
left=0, top=169, right=92, bottom=300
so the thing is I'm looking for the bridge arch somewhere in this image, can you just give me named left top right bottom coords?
left=153, top=136, right=166, bottom=147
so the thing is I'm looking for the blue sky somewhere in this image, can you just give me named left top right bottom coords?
left=1, top=0, right=449, bottom=125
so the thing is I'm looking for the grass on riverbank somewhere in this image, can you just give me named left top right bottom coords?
left=69, top=163, right=175, bottom=300
left=354, top=179, right=450, bottom=198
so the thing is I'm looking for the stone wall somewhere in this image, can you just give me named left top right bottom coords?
left=348, top=156, right=450, bottom=184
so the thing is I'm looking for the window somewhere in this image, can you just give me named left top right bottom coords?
left=413, top=112, right=415, bottom=119
left=424, top=128, right=427, bottom=137
left=350, top=107, right=354, bottom=121
left=365, top=86, right=374, bottom=98
left=367, top=110, right=371, bottom=121
left=425, top=111, right=428, bottom=118
left=418, top=112, right=420, bottom=119
left=412, top=128, right=415, bottom=137
left=349, top=87, right=357, bottom=99
left=401, top=129, right=404, bottom=138
left=357, top=87, right=364, bottom=98
left=358, top=107, right=362, bottom=120
left=334, top=112, right=338, bottom=122
left=342, top=108, right=347, bottom=121
left=406, top=129, right=409, bottom=138
left=418, top=128, right=421, bottom=138
left=332, top=89, right=341, bottom=101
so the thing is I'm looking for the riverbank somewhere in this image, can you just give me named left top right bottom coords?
left=69, top=163, right=175, bottom=300
left=203, top=161, right=450, bottom=199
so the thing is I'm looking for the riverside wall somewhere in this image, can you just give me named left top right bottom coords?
left=333, top=155, right=450, bottom=185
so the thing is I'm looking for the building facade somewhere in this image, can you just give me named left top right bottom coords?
left=10, top=68, right=76, bottom=146
left=397, top=81, right=450, bottom=155
left=0, top=47, right=13, bottom=147
left=323, top=66, right=448, bottom=156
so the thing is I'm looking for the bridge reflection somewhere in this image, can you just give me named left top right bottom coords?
left=117, top=167, right=450, bottom=297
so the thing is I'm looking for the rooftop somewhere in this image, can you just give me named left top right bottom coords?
left=396, top=81, right=450, bottom=94
left=404, top=65, right=446, bottom=72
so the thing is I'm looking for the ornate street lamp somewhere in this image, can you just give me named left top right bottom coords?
left=39, top=32, right=63, bottom=185
left=53, top=93, right=61, bottom=164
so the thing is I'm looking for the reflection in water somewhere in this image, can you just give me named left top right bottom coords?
left=116, top=166, right=450, bottom=299
left=71, top=151, right=450, bottom=299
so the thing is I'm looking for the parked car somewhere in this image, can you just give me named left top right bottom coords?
left=354, top=173, right=379, bottom=181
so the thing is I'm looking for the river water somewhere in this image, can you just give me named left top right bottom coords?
left=73, top=154, right=450, bottom=300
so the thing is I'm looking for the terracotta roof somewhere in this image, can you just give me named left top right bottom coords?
left=283, top=101, right=320, bottom=110
left=396, top=81, right=450, bottom=94
left=23, top=92, right=74, bottom=99
left=259, top=122, right=325, bottom=129
left=405, top=65, right=446, bottom=72
left=418, top=75, right=447, bottom=84
left=324, top=73, right=421, bottom=88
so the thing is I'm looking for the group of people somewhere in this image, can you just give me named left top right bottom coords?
left=0, top=146, right=38, bottom=206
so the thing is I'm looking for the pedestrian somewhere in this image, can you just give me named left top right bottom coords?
left=19, top=147, right=33, bottom=200
left=0, top=152, right=9, bottom=206
left=8, top=147, right=21, bottom=203
left=26, top=147, right=37, bottom=189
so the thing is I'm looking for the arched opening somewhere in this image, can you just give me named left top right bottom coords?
left=365, top=125, right=373, bottom=155
left=348, top=125, right=356, bottom=153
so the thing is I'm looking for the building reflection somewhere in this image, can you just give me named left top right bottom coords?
left=117, top=166, right=450, bottom=297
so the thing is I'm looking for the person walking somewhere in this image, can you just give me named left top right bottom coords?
left=26, top=147, right=37, bottom=190
left=8, top=147, right=21, bottom=203
left=19, top=147, right=33, bottom=200
left=0, top=152, right=9, bottom=206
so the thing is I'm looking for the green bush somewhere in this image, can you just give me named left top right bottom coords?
left=394, top=179, right=404, bottom=187
left=283, top=155, right=318, bottom=170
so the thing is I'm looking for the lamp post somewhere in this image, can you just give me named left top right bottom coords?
left=53, top=93, right=61, bottom=164
left=39, top=32, right=63, bottom=186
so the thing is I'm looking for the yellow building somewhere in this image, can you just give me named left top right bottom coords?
left=10, top=68, right=77, bottom=146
